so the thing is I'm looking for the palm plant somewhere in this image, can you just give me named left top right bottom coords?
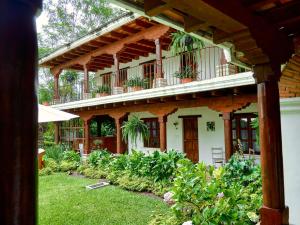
left=125, top=76, right=148, bottom=88
left=121, top=115, right=150, bottom=147
left=96, top=84, right=111, bottom=94
left=169, top=31, right=205, bottom=55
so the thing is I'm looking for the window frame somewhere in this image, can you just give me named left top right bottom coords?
left=232, top=113, right=259, bottom=155
left=142, top=118, right=160, bottom=148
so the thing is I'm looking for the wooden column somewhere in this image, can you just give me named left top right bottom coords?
left=113, top=53, right=120, bottom=87
left=111, top=112, right=127, bottom=154
left=54, top=74, right=60, bottom=101
left=158, top=115, right=167, bottom=151
left=83, top=64, right=89, bottom=94
left=54, top=122, right=61, bottom=144
left=155, top=38, right=163, bottom=78
left=0, top=1, right=41, bottom=224
left=222, top=112, right=233, bottom=161
left=255, top=64, right=288, bottom=225
left=83, top=119, right=91, bottom=155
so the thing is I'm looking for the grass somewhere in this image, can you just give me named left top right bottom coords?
left=38, top=173, right=169, bottom=225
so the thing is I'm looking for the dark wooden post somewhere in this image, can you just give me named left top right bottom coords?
left=0, top=0, right=42, bottom=224
left=83, top=64, right=89, bottom=94
left=54, top=122, right=61, bottom=144
left=54, top=74, right=60, bottom=102
left=83, top=119, right=91, bottom=155
left=222, top=112, right=233, bottom=161
left=155, top=38, right=163, bottom=78
left=255, top=64, right=288, bottom=225
left=158, top=115, right=167, bottom=151
left=113, top=53, right=120, bottom=87
left=115, top=117, right=122, bottom=154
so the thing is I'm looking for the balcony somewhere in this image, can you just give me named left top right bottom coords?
left=53, top=47, right=248, bottom=105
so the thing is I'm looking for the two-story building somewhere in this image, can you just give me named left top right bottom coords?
left=39, top=13, right=261, bottom=165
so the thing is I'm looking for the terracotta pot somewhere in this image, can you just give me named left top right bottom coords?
left=42, top=102, right=49, bottom=106
left=181, top=78, right=193, bottom=84
left=96, top=93, right=109, bottom=98
left=132, top=86, right=143, bottom=91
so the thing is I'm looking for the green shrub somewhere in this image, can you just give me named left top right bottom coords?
left=87, top=149, right=110, bottom=168
left=168, top=156, right=262, bottom=225
left=82, top=167, right=107, bottom=179
left=117, top=173, right=153, bottom=192
left=39, top=167, right=53, bottom=176
left=60, top=160, right=78, bottom=172
left=63, top=150, right=80, bottom=162
left=44, top=158, right=60, bottom=172
left=44, top=144, right=66, bottom=163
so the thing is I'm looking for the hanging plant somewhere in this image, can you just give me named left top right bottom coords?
left=169, top=31, right=205, bottom=55
left=121, top=115, right=150, bottom=147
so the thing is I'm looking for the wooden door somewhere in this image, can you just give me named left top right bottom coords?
left=183, top=117, right=199, bottom=163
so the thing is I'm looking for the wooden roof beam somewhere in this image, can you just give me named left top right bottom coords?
left=51, top=24, right=170, bottom=71
left=184, top=15, right=207, bottom=33
left=144, top=0, right=172, bottom=17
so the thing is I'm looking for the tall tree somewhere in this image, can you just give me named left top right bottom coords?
left=39, top=0, right=125, bottom=49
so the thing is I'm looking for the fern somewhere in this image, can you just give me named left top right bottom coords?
left=121, top=116, right=150, bottom=147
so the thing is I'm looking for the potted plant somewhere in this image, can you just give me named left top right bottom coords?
left=125, top=76, right=148, bottom=92
left=95, top=85, right=111, bottom=97
left=174, top=65, right=196, bottom=83
left=121, top=115, right=149, bottom=147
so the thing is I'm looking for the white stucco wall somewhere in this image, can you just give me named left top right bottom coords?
left=127, top=103, right=258, bottom=164
left=280, top=97, right=300, bottom=225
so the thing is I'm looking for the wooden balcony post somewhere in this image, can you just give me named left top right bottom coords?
left=158, top=115, right=167, bottom=151
left=54, top=122, right=61, bottom=144
left=113, top=53, right=120, bottom=87
left=155, top=38, right=163, bottom=79
left=222, top=112, right=233, bottom=161
left=83, top=119, right=91, bottom=155
left=83, top=64, right=90, bottom=94
left=53, top=72, right=61, bottom=102
left=255, top=64, right=288, bottom=225
left=0, top=1, right=42, bottom=224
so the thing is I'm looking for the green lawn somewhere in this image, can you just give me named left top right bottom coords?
left=38, top=173, right=169, bottom=225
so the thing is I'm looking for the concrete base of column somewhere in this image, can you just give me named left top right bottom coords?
left=153, top=78, right=167, bottom=88
left=112, top=86, right=124, bottom=95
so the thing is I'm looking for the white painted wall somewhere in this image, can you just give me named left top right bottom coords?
left=127, top=103, right=258, bottom=164
left=280, top=97, right=300, bottom=225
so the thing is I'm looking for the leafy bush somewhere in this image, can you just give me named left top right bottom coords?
left=164, top=155, right=262, bottom=225
left=60, top=160, right=78, bottom=172
left=43, top=158, right=60, bottom=172
left=87, top=149, right=110, bottom=168
left=63, top=150, right=80, bottom=163
left=39, top=167, right=53, bottom=176
left=44, top=144, right=67, bottom=163
left=82, top=167, right=107, bottom=179
left=117, top=173, right=153, bottom=192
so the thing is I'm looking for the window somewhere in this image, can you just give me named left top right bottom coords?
left=180, top=51, right=197, bottom=78
left=143, top=118, right=160, bottom=148
left=232, top=113, right=259, bottom=154
left=101, top=73, right=111, bottom=86
left=142, top=60, right=155, bottom=89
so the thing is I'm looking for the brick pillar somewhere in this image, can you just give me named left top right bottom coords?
left=0, top=1, right=42, bottom=224
left=222, top=112, right=233, bottom=161
left=158, top=115, right=167, bottom=151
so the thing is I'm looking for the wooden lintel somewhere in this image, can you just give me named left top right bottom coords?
left=184, top=15, right=206, bottom=33
left=178, top=115, right=202, bottom=119
left=144, top=0, right=171, bottom=17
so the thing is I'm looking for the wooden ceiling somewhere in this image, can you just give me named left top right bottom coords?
left=40, top=17, right=173, bottom=72
left=116, top=0, right=300, bottom=97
